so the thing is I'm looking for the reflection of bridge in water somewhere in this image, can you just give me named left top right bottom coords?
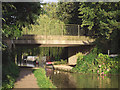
left=4, top=24, right=95, bottom=65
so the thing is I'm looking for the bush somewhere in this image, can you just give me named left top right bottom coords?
left=72, top=51, right=97, bottom=73
left=2, top=61, right=19, bottom=90
left=72, top=47, right=120, bottom=75
left=96, top=53, right=119, bottom=75
left=53, top=59, right=67, bottom=65
left=2, top=49, right=19, bottom=90
left=2, top=75, right=15, bottom=89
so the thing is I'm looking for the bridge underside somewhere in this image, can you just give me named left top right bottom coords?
left=15, top=44, right=94, bottom=48
left=15, top=44, right=94, bottom=65
left=13, top=39, right=94, bottom=47
left=15, top=43, right=93, bottom=47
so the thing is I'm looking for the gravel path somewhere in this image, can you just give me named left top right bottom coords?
left=13, top=67, right=39, bottom=89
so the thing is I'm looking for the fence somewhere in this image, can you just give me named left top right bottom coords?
left=21, top=24, right=94, bottom=40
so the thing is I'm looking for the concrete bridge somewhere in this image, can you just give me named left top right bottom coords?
left=3, top=24, right=95, bottom=65
left=13, top=35, right=94, bottom=46
left=8, top=35, right=94, bottom=65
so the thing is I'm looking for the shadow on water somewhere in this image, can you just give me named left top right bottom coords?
left=45, top=67, right=119, bottom=88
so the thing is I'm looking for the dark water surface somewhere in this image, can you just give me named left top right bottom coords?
left=46, top=68, right=119, bottom=88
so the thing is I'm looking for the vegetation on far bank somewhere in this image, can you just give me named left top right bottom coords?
left=53, top=59, right=67, bottom=65
left=71, top=47, right=120, bottom=75
left=33, top=67, right=56, bottom=88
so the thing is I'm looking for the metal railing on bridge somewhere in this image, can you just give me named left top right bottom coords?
left=21, top=24, right=94, bottom=41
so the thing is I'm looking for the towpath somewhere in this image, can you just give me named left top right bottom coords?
left=13, top=67, right=39, bottom=89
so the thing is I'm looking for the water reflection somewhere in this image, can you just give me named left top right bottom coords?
left=45, top=68, right=119, bottom=88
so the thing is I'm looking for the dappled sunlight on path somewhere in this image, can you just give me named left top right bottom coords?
left=13, top=67, right=39, bottom=89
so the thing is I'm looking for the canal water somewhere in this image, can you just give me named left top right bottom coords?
left=45, top=68, right=119, bottom=88
left=17, top=61, right=119, bottom=88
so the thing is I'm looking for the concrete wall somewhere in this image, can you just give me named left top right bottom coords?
left=68, top=45, right=94, bottom=65
left=3, top=35, right=94, bottom=46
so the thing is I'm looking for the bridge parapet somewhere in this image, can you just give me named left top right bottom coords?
left=3, top=24, right=95, bottom=46
left=22, top=24, right=94, bottom=36
left=19, top=24, right=95, bottom=44
left=12, top=35, right=95, bottom=46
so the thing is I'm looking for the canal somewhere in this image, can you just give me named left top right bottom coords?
left=45, top=68, right=119, bottom=88
left=17, top=60, right=119, bottom=88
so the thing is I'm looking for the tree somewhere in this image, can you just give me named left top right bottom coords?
left=2, top=2, right=42, bottom=39
left=22, top=3, right=67, bottom=35
left=57, top=2, right=81, bottom=24
left=22, top=14, right=65, bottom=35
left=42, top=2, right=58, bottom=19
left=2, top=3, right=43, bottom=89
left=78, top=2, right=120, bottom=53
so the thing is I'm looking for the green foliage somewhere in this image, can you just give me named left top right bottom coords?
left=2, top=47, right=19, bottom=90
left=79, top=2, right=120, bottom=53
left=2, top=75, right=15, bottom=89
left=53, top=59, right=67, bottom=65
left=22, top=14, right=66, bottom=35
left=42, top=2, right=58, bottom=19
left=2, top=2, right=42, bottom=39
left=79, top=2, right=120, bottom=36
left=33, top=68, right=56, bottom=88
left=2, top=61, right=19, bottom=90
left=72, top=50, right=97, bottom=73
left=72, top=47, right=120, bottom=74
left=96, top=53, right=119, bottom=75
left=54, top=56, right=60, bottom=61
left=2, top=2, right=41, bottom=27
left=2, top=25, right=21, bottom=39
left=17, top=47, right=65, bottom=61
left=57, top=2, right=80, bottom=24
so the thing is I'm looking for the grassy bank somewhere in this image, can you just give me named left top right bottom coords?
left=33, top=67, right=56, bottom=88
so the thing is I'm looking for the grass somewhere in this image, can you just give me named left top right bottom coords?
left=33, top=67, right=56, bottom=88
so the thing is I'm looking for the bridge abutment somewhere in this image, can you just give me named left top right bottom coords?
left=68, top=45, right=94, bottom=65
